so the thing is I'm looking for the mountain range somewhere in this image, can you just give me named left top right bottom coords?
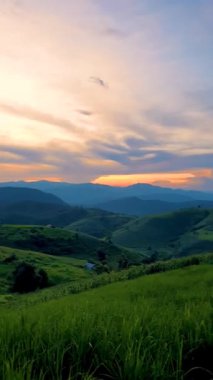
left=0, top=181, right=213, bottom=205
left=0, top=184, right=213, bottom=226
left=0, top=185, right=212, bottom=264
left=0, top=187, right=131, bottom=230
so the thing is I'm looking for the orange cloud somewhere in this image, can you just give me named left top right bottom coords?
left=92, top=169, right=213, bottom=188
left=0, top=163, right=58, bottom=181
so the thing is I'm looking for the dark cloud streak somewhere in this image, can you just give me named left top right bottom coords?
left=103, top=27, right=127, bottom=38
left=77, top=109, right=93, bottom=116
left=90, top=77, right=108, bottom=89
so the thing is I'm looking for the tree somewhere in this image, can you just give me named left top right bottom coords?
left=37, top=269, right=49, bottom=289
left=97, top=249, right=107, bottom=263
left=11, top=262, right=48, bottom=293
left=95, top=263, right=110, bottom=275
left=143, top=251, right=159, bottom=265
left=3, top=253, right=17, bottom=264
left=118, top=256, right=129, bottom=270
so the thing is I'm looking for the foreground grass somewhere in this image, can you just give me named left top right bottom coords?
left=0, top=264, right=213, bottom=380
left=1, top=252, right=212, bottom=308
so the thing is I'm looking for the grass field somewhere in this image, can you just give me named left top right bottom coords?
left=0, top=263, right=212, bottom=380
left=0, top=246, right=92, bottom=295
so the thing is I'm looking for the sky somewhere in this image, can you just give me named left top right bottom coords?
left=0, top=0, right=213, bottom=189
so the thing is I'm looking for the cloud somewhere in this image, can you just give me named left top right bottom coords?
left=0, top=102, right=82, bottom=133
left=0, top=0, right=213, bottom=189
left=185, top=88, right=213, bottom=113
left=93, top=169, right=213, bottom=189
left=77, top=109, right=93, bottom=116
left=89, top=77, right=108, bottom=88
left=102, top=27, right=126, bottom=38
left=0, top=144, right=45, bottom=163
left=144, top=108, right=189, bottom=127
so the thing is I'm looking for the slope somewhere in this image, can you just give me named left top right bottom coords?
left=0, top=187, right=65, bottom=206
left=66, top=210, right=132, bottom=238
left=0, top=201, right=88, bottom=226
left=0, top=246, right=90, bottom=295
left=0, top=191, right=132, bottom=231
left=0, top=225, right=141, bottom=264
left=0, top=264, right=212, bottom=379
left=112, top=208, right=213, bottom=258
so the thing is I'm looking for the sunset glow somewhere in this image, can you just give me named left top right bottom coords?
left=93, top=169, right=213, bottom=188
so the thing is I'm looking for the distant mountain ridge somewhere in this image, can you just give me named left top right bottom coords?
left=96, top=196, right=213, bottom=216
left=0, top=181, right=212, bottom=205
left=0, top=187, right=65, bottom=206
left=0, top=187, right=131, bottom=229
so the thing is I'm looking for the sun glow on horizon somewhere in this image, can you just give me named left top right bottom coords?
left=92, top=169, right=213, bottom=188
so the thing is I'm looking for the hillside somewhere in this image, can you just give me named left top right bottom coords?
left=112, top=208, right=213, bottom=259
left=0, top=225, right=141, bottom=265
left=0, top=187, right=65, bottom=206
left=0, top=189, right=132, bottom=232
left=66, top=211, right=132, bottom=238
left=0, top=264, right=212, bottom=379
left=0, top=201, right=89, bottom=226
left=0, top=246, right=90, bottom=295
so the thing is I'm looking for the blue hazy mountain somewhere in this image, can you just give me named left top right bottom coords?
left=0, top=181, right=212, bottom=205
left=0, top=187, right=65, bottom=206
left=95, top=196, right=213, bottom=216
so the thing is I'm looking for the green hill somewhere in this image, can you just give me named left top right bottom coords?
left=0, top=194, right=132, bottom=233
left=67, top=211, right=132, bottom=238
left=0, top=246, right=90, bottom=295
left=0, top=225, right=141, bottom=265
left=112, top=208, right=213, bottom=259
left=0, top=200, right=90, bottom=227
left=0, top=264, right=212, bottom=379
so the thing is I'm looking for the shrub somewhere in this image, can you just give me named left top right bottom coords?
left=95, top=263, right=110, bottom=275
left=97, top=249, right=107, bottom=262
left=11, top=262, right=49, bottom=293
left=37, top=269, right=49, bottom=289
left=3, top=254, right=17, bottom=264
left=118, top=256, right=129, bottom=269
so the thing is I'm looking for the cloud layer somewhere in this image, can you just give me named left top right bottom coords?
left=0, top=0, right=213, bottom=189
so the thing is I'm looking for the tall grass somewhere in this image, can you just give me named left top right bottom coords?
left=0, top=264, right=212, bottom=380
left=5, top=252, right=213, bottom=308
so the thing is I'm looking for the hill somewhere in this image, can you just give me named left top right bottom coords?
left=112, top=208, right=213, bottom=259
left=0, top=225, right=141, bottom=265
left=0, top=181, right=213, bottom=205
left=0, top=264, right=212, bottom=379
left=0, top=246, right=90, bottom=295
left=96, top=196, right=213, bottom=216
left=66, top=210, right=132, bottom=238
left=0, top=188, right=132, bottom=232
left=0, top=200, right=89, bottom=226
left=0, top=187, right=65, bottom=206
